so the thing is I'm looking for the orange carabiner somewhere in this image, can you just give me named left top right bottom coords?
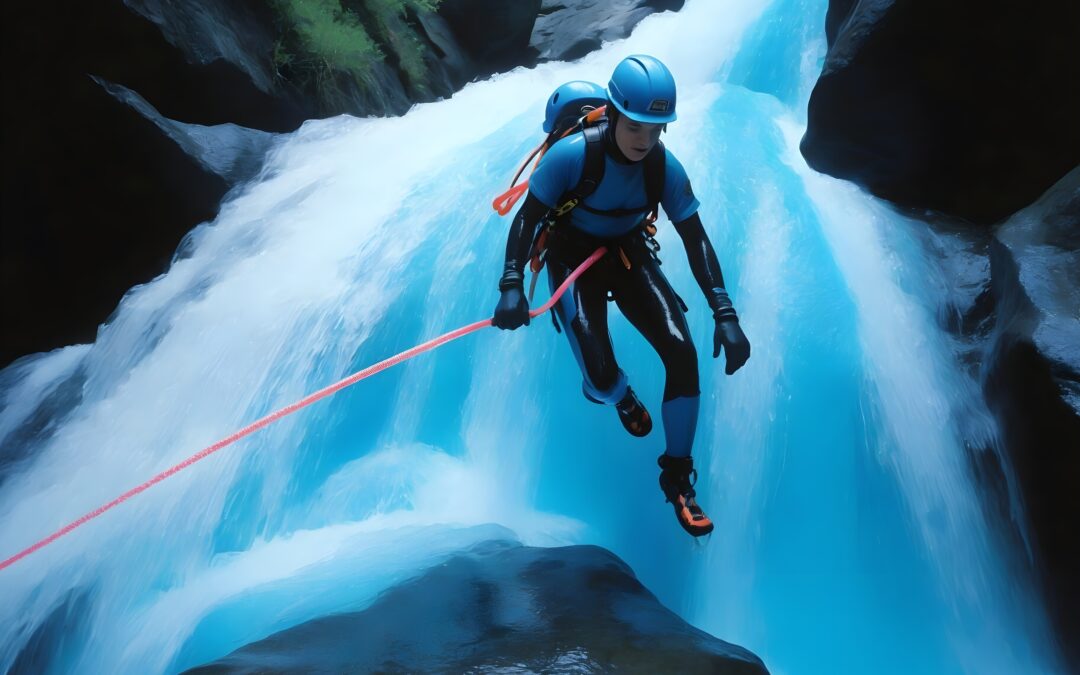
left=492, top=182, right=530, bottom=216
left=493, top=106, right=607, bottom=217
left=583, top=105, right=607, bottom=125
left=493, top=139, right=551, bottom=215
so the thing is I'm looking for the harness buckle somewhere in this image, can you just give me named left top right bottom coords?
left=554, top=198, right=579, bottom=216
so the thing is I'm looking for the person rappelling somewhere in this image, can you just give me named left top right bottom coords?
left=491, top=55, right=752, bottom=537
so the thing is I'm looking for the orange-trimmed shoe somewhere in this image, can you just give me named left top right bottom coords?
left=658, top=454, right=714, bottom=537
left=615, top=387, right=652, bottom=437
left=583, top=385, right=652, bottom=437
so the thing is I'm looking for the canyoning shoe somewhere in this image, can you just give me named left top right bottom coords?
left=615, top=387, right=652, bottom=437
left=658, top=454, right=714, bottom=537
left=582, top=384, right=652, bottom=437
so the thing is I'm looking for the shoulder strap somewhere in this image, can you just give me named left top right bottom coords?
left=551, top=122, right=667, bottom=222
left=574, top=138, right=666, bottom=220
left=577, top=123, right=608, bottom=200
left=551, top=121, right=608, bottom=216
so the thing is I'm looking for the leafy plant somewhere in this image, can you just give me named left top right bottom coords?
left=270, top=0, right=443, bottom=108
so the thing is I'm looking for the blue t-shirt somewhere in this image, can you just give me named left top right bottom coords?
left=527, top=133, right=700, bottom=237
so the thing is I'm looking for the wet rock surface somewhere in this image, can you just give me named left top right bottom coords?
left=919, top=169, right=1079, bottom=669
left=983, top=168, right=1080, bottom=667
left=185, top=540, right=769, bottom=675
left=437, top=0, right=542, bottom=71
left=531, top=0, right=685, bottom=62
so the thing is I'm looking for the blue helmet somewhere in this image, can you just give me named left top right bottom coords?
left=606, top=55, right=677, bottom=124
left=543, top=80, right=607, bottom=133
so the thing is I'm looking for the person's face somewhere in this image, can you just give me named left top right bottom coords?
left=614, top=115, right=664, bottom=161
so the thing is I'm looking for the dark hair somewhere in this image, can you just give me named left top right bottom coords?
left=605, top=98, right=620, bottom=126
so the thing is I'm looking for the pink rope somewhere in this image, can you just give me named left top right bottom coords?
left=0, top=247, right=607, bottom=571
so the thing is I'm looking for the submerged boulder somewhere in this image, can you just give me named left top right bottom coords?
left=185, top=540, right=769, bottom=674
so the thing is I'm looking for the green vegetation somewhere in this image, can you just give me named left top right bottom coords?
left=361, top=0, right=434, bottom=92
left=270, top=0, right=443, bottom=110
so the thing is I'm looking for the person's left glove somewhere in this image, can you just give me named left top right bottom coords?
left=707, top=287, right=750, bottom=375
left=713, top=316, right=750, bottom=375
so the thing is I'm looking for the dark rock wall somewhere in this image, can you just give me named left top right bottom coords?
left=2, top=2, right=244, bottom=368
left=983, top=169, right=1080, bottom=667
left=124, top=0, right=281, bottom=95
left=438, top=0, right=542, bottom=70
left=802, top=0, right=1080, bottom=226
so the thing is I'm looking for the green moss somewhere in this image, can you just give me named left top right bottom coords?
left=363, top=0, right=437, bottom=92
left=272, top=38, right=294, bottom=69
left=270, top=0, right=443, bottom=109
left=272, top=0, right=381, bottom=76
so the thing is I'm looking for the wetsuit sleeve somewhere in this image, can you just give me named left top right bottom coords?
left=660, top=149, right=701, bottom=224
left=499, top=192, right=551, bottom=290
left=672, top=212, right=738, bottom=320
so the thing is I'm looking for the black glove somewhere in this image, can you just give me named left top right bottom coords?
left=706, top=288, right=749, bottom=374
left=713, top=316, right=750, bottom=374
left=493, top=284, right=531, bottom=330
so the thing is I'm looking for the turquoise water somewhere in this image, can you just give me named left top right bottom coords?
left=0, top=1, right=1061, bottom=673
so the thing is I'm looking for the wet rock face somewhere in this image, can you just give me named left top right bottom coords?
left=437, top=0, right=542, bottom=70
left=1, top=2, right=244, bottom=368
left=928, top=168, right=1080, bottom=670
left=184, top=541, right=769, bottom=674
left=983, top=168, right=1080, bottom=667
left=531, top=0, right=686, bottom=62
left=801, top=0, right=1080, bottom=225
left=123, top=0, right=281, bottom=95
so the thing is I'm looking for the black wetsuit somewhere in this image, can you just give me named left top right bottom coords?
left=498, top=124, right=737, bottom=457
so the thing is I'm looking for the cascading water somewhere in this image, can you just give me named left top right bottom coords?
left=0, top=1, right=1063, bottom=673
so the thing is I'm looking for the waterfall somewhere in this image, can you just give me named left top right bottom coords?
left=0, top=1, right=1060, bottom=673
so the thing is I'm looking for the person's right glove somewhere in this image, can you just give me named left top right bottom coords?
left=492, top=285, right=531, bottom=330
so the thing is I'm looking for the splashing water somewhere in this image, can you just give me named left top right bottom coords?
left=0, top=1, right=1061, bottom=673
